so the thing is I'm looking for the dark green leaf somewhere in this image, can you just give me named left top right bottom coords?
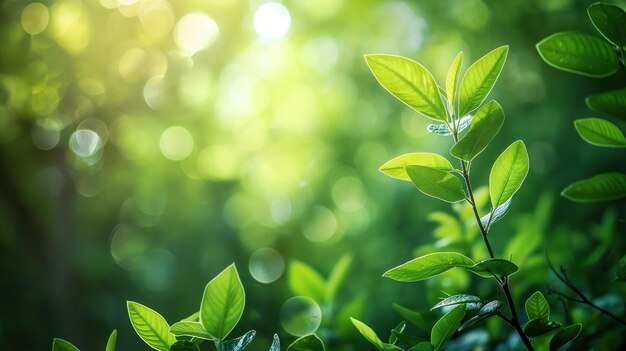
left=586, top=88, right=626, bottom=120
left=588, top=3, right=626, bottom=47
left=389, top=321, right=406, bottom=345
left=451, top=100, right=505, bottom=161
left=574, top=118, right=626, bottom=147
left=524, top=319, right=561, bottom=338
left=392, top=304, right=434, bottom=330
left=221, top=330, right=256, bottom=351
left=525, top=291, right=550, bottom=321
left=459, top=46, right=508, bottom=117
left=467, top=259, right=519, bottom=278
left=405, top=165, right=466, bottom=203
left=550, top=323, right=582, bottom=350
left=431, top=304, right=466, bottom=350
left=431, top=294, right=482, bottom=311
left=383, top=252, right=475, bottom=282
left=446, top=52, right=463, bottom=107
left=127, top=301, right=176, bottom=351
left=562, top=172, right=626, bottom=202
left=170, top=341, right=200, bottom=351
left=170, top=321, right=214, bottom=340
left=390, top=330, right=421, bottom=346
left=106, top=330, right=117, bottom=351
left=408, top=342, right=435, bottom=351
left=200, top=264, right=245, bottom=340
left=288, top=260, right=326, bottom=302
left=458, top=300, right=502, bottom=332
left=52, top=339, right=80, bottom=351
left=380, top=153, right=453, bottom=181
left=536, top=31, right=619, bottom=77
left=480, top=198, right=512, bottom=228
left=351, top=318, right=383, bottom=350
left=489, top=140, right=529, bottom=207
left=364, top=55, right=447, bottom=121
left=269, top=335, right=280, bottom=351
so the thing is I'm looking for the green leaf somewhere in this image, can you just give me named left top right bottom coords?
left=586, top=88, right=626, bottom=120
left=536, top=31, right=619, bottom=77
left=269, top=335, right=280, bottom=351
left=380, top=153, right=453, bottom=181
left=392, top=303, right=434, bottom=330
left=458, top=300, right=502, bottom=332
left=431, top=304, right=466, bottom=350
left=383, top=252, right=475, bottom=282
left=106, top=330, right=117, bottom=351
left=221, top=330, right=256, bottom=351
left=405, top=165, right=467, bottom=203
left=408, top=342, right=435, bottom=351
left=616, top=256, right=626, bottom=282
left=52, top=339, right=80, bottom=351
left=182, top=311, right=199, bottom=322
left=525, top=291, right=550, bottom=321
left=458, top=46, right=508, bottom=117
left=562, top=172, right=626, bottom=202
left=489, top=140, right=529, bottom=207
left=127, top=301, right=176, bottom=351
left=288, top=260, right=326, bottom=302
left=588, top=3, right=626, bottom=47
left=388, top=321, right=406, bottom=344
left=451, top=100, right=505, bottom=161
left=326, top=254, right=352, bottom=301
left=574, top=118, right=626, bottom=147
left=549, top=323, right=582, bottom=350
left=287, top=334, right=326, bottom=351
left=170, top=341, right=201, bottom=351
left=431, top=294, right=482, bottom=311
left=467, top=259, right=519, bottom=278
left=446, top=52, right=463, bottom=107
left=480, top=198, right=512, bottom=228
left=351, top=317, right=384, bottom=350
left=170, top=321, right=215, bottom=340
left=200, top=264, right=245, bottom=341
left=524, top=319, right=561, bottom=338
left=364, top=55, right=447, bottom=121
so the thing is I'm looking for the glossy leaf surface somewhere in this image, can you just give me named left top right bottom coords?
left=383, top=252, right=474, bottom=282
left=489, top=141, right=529, bottom=207
left=380, top=153, right=453, bottom=181
left=405, top=165, right=466, bottom=203
left=574, top=118, right=626, bottom=147
left=459, top=46, right=508, bottom=116
left=446, top=52, right=463, bottom=107
left=431, top=304, right=466, bottom=350
left=588, top=3, right=626, bottom=46
left=562, top=172, right=626, bottom=202
left=200, top=264, right=245, bottom=340
left=127, top=301, right=176, bottom=351
left=586, top=88, right=626, bottom=120
left=451, top=100, right=504, bottom=161
left=525, top=291, right=550, bottom=321
left=170, top=321, right=215, bottom=340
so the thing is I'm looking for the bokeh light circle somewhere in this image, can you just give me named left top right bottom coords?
left=302, top=206, right=337, bottom=242
left=69, top=129, right=102, bottom=158
left=280, top=296, right=322, bottom=336
left=21, top=3, right=49, bottom=35
left=175, top=13, right=219, bottom=55
left=249, top=248, right=285, bottom=283
left=159, top=126, right=193, bottom=161
left=253, top=2, right=291, bottom=40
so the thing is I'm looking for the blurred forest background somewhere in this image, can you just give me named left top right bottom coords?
left=1, top=0, right=625, bottom=349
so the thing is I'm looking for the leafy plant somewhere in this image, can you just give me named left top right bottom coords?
left=536, top=2, right=626, bottom=203
left=353, top=47, right=580, bottom=350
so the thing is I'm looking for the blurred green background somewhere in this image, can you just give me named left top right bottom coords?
left=1, top=0, right=625, bottom=349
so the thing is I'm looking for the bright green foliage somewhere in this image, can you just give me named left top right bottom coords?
left=586, top=88, right=626, bottom=120
left=536, top=32, right=619, bottom=77
left=587, top=3, right=626, bottom=47
left=468, top=258, right=519, bottom=277
left=287, top=334, right=326, bottom=351
left=106, top=330, right=117, bottom=351
left=451, top=100, right=505, bottom=161
left=350, top=318, right=385, bottom=349
left=458, top=46, right=508, bottom=117
left=446, top=52, right=463, bottom=107
left=489, top=141, right=529, bottom=207
left=405, top=165, right=466, bottom=203
left=524, top=319, right=561, bottom=338
left=379, top=153, right=453, bottom=181
left=574, top=118, right=626, bottom=147
left=52, top=339, right=80, bottom=351
left=561, top=172, right=626, bottom=202
left=200, top=264, right=245, bottom=340
left=430, top=304, right=466, bottom=350
left=383, top=252, right=474, bottom=282
left=459, top=300, right=502, bottom=331
left=549, top=324, right=582, bottom=350
left=170, top=321, right=214, bottom=340
left=288, top=260, right=327, bottom=302
left=525, top=291, right=550, bottom=320
left=431, top=294, right=482, bottom=311
left=127, top=301, right=176, bottom=351
left=364, top=55, right=447, bottom=121
left=170, top=341, right=200, bottom=351
left=221, top=330, right=256, bottom=351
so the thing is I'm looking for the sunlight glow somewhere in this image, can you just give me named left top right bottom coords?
left=175, top=13, right=219, bottom=55
left=159, top=126, right=193, bottom=161
left=254, top=2, right=291, bottom=40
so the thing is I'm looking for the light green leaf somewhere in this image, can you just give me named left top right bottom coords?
left=480, top=198, right=512, bottom=228
left=489, top=140, right=529, bottom=207
left=536, top=31, right=619, bottom=77
left=525, top=291, right=550, bottom=321
left=127, top=301, right=176, bottom=351
left=586, top=88, right=626, bottom=120
left=431, top=294, right=482, bottom=311
left=221, top=330, right=256, bottom=351
left=458, top=46, right=508, bottom=117
left=287, top=334, right=325, bottom=351
left=351, top=318, right=384, bottom=350
left=431, top=304, right=466, bottom=350
left=446, top=52, right=463, bottom=107
left=170, top=321, right=215, bottom=340
left=524, top=319, right=561, bottom=338
left=170, top=341, right=201, bottom=351
left=380, top=153, right=453, bottom=181
left=288, top=260, right=326, bottom=302
left=408, top=342, right=435, bottom=351
left=405, top=165, right=466, bottom=203
left=467, top=259, right=519, bottom=278
left=200, top=264, right=245, bottom=341
left=182, top=311, right=199, bottom=322
left=550, top=323, right=582, bottom=350
left=383, top=252, right=474, bottom=282
left=269, top=334, right=280, bottom=351
left=451, top=100, right=505, bottom=161
left=588, top=3, right=626, bottom=47
left=105, top=330, right=117, bottom=351
left=364, top=55, right=446, bottom=120
left=52, top=339, right=80, bottom=351
left=326, top=254, right=352, bottom=301
left=574, top=118, right=626, bottom=147
left=562, top=172, right=626, bottom=202
left=458, top=300, right=502, bottom=332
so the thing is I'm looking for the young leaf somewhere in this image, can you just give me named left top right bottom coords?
left=431, top=304, right=466, bottom=350
left=458, top=46, right=508, bottom=117
left=525, top=291, right=550, bottom=321
left=127, top=301, right=176, bottom=351
left=467, top=259, right=519, bottom=278
left=536, top=32, right=619, bottom=77
left=288, top=334, right=326, bottom=351
left=200, top=264, right=245, bottom=341
left=364, top=55, right=447, bottom=121
left=458, top=300, right=502, bottom=332
left=562, top=172, right=626, bottom=202
left=427, top=116, right=472, bottom=136
left=388, top=321, right=406, bottom=344
left=380, top=153, right=453, bottom=181
left=351, top=318, right=384, bottom=350
left=170, top=321, right=215, bottom=340
left=480, top=198, right=512, bottom=228
left=170, top=341, right=201, bottom=351
left=446, top=52, right=463, bottom=107
left=409, top=342, right=435, bottom=351
left=288, top=260, right=327, bottom=302
left=52, top=339, right=80, bottom=351
left=221, top=330, right=256, bottom=351
left=182, top=311, right=200, bottom=322
left=587, top=3, right=626, bottom=47
left=431, top=294, right=482, bottom=311
left=383, top=252, right=474, bottom=282
left=405, top=165, right=467, bottom=203
left=549, top=323, right=582, bottom=350
left=489, top=140, right=529, bottom=207
left=524, top=319, right=561, bottom=338
left=326, top=254, right=352, bottom=301
left=106, top=330, right=117, bottom=351
left=269, top=334, right=280, bottom=351
left=586, top=88, right=626, bottom=120
left=451, top=100, right=505, bottom=161
left=574, top=118, right=626, bottom=147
